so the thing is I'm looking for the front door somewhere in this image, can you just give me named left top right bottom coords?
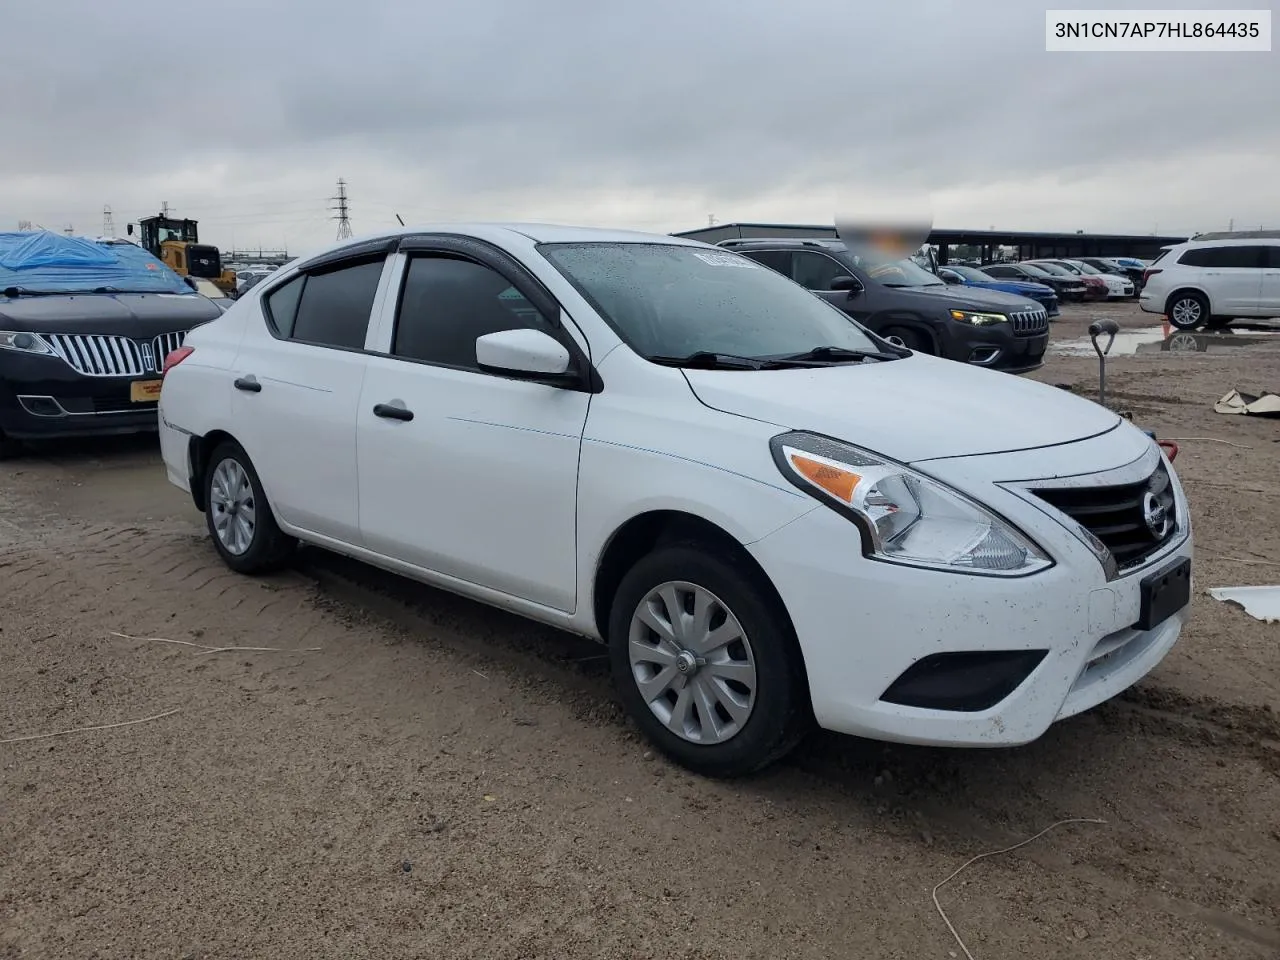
left=356, top=249, right=590, bottom=612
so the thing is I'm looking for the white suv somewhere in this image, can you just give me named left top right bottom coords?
left=156, top=224, right=1192, bottom=776
left=1140, top=237, right=1280, bottom=329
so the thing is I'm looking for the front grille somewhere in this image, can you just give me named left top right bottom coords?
left=1008, top=306, right=1049, bottom=337
left=42, top=331, right=186, bottom=378
left=152, top=330, right=187, bottom=365
left=46, top=334, right=147, bottom=377
left=1032, top=462, right=1177, bottom=568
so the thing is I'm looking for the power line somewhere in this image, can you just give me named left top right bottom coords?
left=331, top=178, right=352, bottom=240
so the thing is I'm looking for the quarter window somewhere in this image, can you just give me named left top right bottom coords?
left=264, top=274, right=305, bottom=338
left=392, top=255, right=554, bottom=370
left=285, top=257, right=386, bottom=349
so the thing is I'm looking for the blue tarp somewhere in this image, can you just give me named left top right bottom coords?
left=0, top=231, right=192, bottom=295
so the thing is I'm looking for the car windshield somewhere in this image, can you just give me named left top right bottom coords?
left=1071, top=261, right=1104, bottom=275
left=843, top=248, right=945, bottom=288
left=1017, top=264, right=1053, bottom=279
left=539, top=242, right=882, bottom=362
left=949, top=265, right=992, bottom=283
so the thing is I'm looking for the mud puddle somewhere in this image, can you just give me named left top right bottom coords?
left=1051, top=321, right=1280, bottom=357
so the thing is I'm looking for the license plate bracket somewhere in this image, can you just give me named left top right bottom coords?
left=130, top=379, right=162, bottom=403
left=1137, top=556, right=1191, bottom=631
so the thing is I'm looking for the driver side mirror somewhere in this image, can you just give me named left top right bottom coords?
left=941, top=273, right=962, bottom=285
left=829, top=275, right=862, bottom=295
left=476, top=328, right=577, bottom=384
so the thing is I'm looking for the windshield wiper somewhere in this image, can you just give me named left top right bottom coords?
left=771, top=345, right=900, bottom=363
left=647, top=351, right=821, bottom=370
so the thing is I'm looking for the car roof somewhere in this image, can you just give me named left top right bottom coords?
left=715, top=237, right=847, bottom=250
left=321, top=222, right=709, bottom=252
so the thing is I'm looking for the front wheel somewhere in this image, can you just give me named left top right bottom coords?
left=1166, top=291, right=1209, bottom=330
left=882, top=325, right=931, bottom=354
left=204, top=440, right=296, bottom=574
left=608, top=543, right=810, bottom=777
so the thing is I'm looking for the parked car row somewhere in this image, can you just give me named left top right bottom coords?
left=155, top=223, right=1194, bottom=776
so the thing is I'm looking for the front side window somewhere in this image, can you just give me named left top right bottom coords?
left=290, top=257, right=385, bottom=349
left=539, top=242, right=881, bottom=361
left=392, top=255, right=553, bottom=369
left=791, top=251, right=851, bottom=290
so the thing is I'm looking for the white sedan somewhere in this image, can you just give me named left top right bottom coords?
left=157, top=224, right=1193, bottom=776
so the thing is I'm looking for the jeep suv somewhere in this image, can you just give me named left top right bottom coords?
left=718, top=238, right=1050, bottom=373
left=1139, top=236, right=1280, bottom=329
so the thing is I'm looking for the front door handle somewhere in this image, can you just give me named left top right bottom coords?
left=234, top=376, right=261, bottom=393
left=373, top=402, right=414, bottom=422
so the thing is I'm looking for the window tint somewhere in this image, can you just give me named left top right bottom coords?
left=1178, top=245, right=1265, bottom=269
left=984, top=265, right=1014, bottom=278
left=392, top=256, right=553, bottom=369
left=291, top=258, right=385, bottom=349
left=1266, top=246, right=1280, bottom=269
left=264, top=274, right=305, bottom=338
left=791, top=251, right=850, bottom=290
left=740, top=250, right=791, bottom=274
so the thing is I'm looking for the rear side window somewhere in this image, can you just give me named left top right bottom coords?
left=1178, top=245, right=1265, bottom=269
left=1267, top=246, right=1280, bottom=269
left=739, top=250, right=791, bottom=274
left=291, top=258, right=386, bottom=349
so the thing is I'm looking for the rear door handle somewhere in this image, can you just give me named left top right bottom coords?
left=234, top=376, right=261, bottom=393
left=373, top=402, right=414, bottom=422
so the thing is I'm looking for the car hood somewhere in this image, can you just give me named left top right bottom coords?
left=684, top=353, right=1122, bottom=463
left=968, top=279, right=1056, bottom=297
left=881, top=283, right=1043, bottom=311
left=0, top=292, right=222, bottom=335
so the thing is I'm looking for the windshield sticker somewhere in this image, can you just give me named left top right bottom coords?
left=692, top=251, right=757, bottom=268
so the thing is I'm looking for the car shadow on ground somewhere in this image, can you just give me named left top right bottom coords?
left=6, top=432, right=162, bottom=468
left=293, top=544, right=1279, bottom=860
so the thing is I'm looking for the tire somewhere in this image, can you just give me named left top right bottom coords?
left=203, top=439, right=296, bottom=574
left=882, top=325, right=931, bottom=354
left=0, top=431, right=22, bottom=460
left=1166, top=291, right=1209, bottom=330
left=607, top=542, right=810, bottom=778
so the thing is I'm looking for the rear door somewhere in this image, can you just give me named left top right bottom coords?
left=229, top=243, right=395, bottom=545
left=1181, top=245, right=1265, bottom=313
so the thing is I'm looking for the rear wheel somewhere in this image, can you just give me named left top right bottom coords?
left=608, top=543, right=810, bottom=778
left=1166, top=291, right=1209, bottom=330
left=882, top=326, right=931, bottom=354
left=204, top=440, right=296, bottom=574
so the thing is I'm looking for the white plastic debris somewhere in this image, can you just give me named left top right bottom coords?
left=1208, top=586, right=1280, bottom=623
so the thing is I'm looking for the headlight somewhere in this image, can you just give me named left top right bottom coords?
left=0, top=330, right=55, bottom=356
left=950, top=309, right=1007, bottom=326
left=771, top=431, right=1052, bottom=577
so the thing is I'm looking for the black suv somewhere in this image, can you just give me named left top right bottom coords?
left=718, top=238, right=1050, bottom=374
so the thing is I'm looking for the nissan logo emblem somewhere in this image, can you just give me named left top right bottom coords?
left=1142, top=492, right=1171, bottom=539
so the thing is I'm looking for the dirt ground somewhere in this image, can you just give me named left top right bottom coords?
left=2, top=300, right=1279, bottom=959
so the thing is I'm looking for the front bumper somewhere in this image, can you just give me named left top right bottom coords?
left=941, top=323, right=1048, bottom=374
left=749, top=449, right=1192, bottom=747
left=0, top=352, right=163, bottom=440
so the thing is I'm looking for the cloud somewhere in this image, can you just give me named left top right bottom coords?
left=3, top=0, right=1277, bottom=252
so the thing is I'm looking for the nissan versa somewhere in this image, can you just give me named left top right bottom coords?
left=156, top=224, right=1193, bottom=777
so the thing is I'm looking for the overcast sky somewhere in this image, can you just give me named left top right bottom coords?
left=4, top=0, right=1277, bottom=255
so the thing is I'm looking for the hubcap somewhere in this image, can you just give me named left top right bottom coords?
left=627, top=581, right=757, bottom=745
left=209, top=457, right=256, bottom=556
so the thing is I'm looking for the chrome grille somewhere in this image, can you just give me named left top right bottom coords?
left=1008, top=307, right=1049, bottom=337
left=46, top=334, right=146, bottom=377
left=152, top=330, right=187, bottom=366
left=42, top=331, right=188, bottom=377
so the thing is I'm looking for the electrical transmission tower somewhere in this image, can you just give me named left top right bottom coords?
left=332, top=178, right=353, bottom=239
left=17, top=220, right=33, bottom=231
left=64, top=224, right=74, bottom=236
left=103, top=205, right=115, bottom=237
